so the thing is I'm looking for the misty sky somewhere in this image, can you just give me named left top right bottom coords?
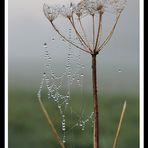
left=8, top=0, right=139, bottom=95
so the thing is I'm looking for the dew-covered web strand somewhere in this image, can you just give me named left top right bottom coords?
left=42, top=42, right=69, bottom=143
left=38, top=39, right=94, bottom=146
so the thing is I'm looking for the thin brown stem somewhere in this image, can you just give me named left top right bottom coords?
left=97, top=14, right=121, bottom=52
left=70, top=18, right=87, bottom=49
left=50, top=22, right=90, bottom=54
left=38, top=98, right=65, bottom=148
left=91, top=54, right=99, bottom=148
left=69, top=17, right=91, bottom=50
left=97, top=19, right=102, bottom=49
left=94, top=13, right=103, bottom=51
left=78, top=18, right=92, bottom=51
left=92, top=15, right=95, bottom=49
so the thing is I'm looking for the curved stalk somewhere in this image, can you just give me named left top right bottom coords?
left=112, top=101, right=127, bottom=148
left=97, top=14, right=121, bottom=52
left=50, top=22, right=90, bottom=54
left=92, top=15, right=95, bottom=49
left=78, top=18, right=92, bottom=50
left=69, top=17, right=91, bottom=51
left=94, top=13, right=103, bottom=51
left=38, top=98, right=65, bottom=148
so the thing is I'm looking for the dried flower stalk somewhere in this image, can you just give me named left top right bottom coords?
left=42, top=0, right=127, bottom=148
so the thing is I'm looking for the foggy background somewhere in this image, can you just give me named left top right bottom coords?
left=8, top=0, right=139, bottom=95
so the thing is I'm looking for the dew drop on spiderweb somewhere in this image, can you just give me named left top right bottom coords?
left=118, top=69, right=123, bottom=73
left=80, top=73, right=84, bottom=77
left=43, top=43, right=47, bottom=48
left=82, top=65, right=85, bottom=69
left=63, top=139, right=66, bottom=143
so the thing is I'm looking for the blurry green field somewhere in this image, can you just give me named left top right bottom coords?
left=9, top=88, right=139, bottom=148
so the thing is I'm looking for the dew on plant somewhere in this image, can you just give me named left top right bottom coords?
left=38, top=0, right=128, bottom=147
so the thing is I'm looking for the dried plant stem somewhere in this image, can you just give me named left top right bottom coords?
left=38, top=98, right=65, bottom=148
left=92, top=15, right=95, bottom=49
left=50, top=22, right=90, bottom=54
left=97, top=20, right=102, bottom=49
left=69, top=18, right=91, bottom=50
left=94, top=13, right=102, bottom=51
left=112, top=101, right=127, bottom=148
left=78, top=18, right=91, bottom=50
left=98, top=14, right=121, bottom=52
left=92, top=54, right=99, bottom=148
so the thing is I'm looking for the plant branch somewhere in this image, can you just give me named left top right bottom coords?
left=94, top=13, right=103, bottom=51
left=92, top=15, right=95, bottom=49
left=97, top=14, right=121, bottom=52
left=97, top=19, right=102, bottom=49
left=112, top=101, right=127, bottom=148
left=78, top=18, right=92, bottom=51
left=50, top=22, right=90, bottom=54
left=38, top=97, right=65, bottom=148
left=69, top=17, right=91, bottom=51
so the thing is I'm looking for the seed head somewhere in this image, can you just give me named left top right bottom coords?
left=43, top=4, right=59, bottom=22
left=60, top=3, right=75, bottom=19
left=43, top=0, right=127, bottom=20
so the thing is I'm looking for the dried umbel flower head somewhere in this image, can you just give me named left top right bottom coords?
left=43, top=0, right=127, bottom=21
left=43, top=0, right=127, bottom=54
left=84, top=0, right=106, bottom=15
left=60, top=3, right=75, bottom=19
left=109, top=0, right=127, bottom=13
left=43, top=4, right=59, bottom=22
left=73, top=2, right=86, bottom=18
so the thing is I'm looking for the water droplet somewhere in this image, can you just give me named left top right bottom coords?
left=63, top=140, right=66, bottom=143
left=58, top=106, right=61, bottom=109
left=44, top=43, right=47, bottom=48
left=118, top=69, right=123, bottom=73
left=67, top=73, right=71, bottom=77
left=82, top=65, right=85, bottom=69
left=68, top=53, right=72, bottom=56
left=72, top=76, right=75, bottom=81
left=66, top=65, right=70, bottom=68
left=86, top=119, right=89, bottom=122
left=80, top=73, right=84, bottom=77
left=62, top=128, right=66, bottom=131
left=48, top=57, right=52, bottom=60
left=62, top=122, right=65, bottom=125
left=54, top=98, right=58, bottom=102
left=77, top=79, right=80, bottom=84
left=52, top=38, right=55, bottom=41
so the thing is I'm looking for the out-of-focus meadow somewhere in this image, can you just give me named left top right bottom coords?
left=9, top=86, right=139, bottom=148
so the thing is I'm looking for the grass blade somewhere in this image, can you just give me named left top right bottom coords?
left=112, top=101, right=127, bottom=148
left=38, top=98, right=65, bottom=148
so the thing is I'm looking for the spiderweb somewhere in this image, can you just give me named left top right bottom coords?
left=37, top=26, right=94, bottom=147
